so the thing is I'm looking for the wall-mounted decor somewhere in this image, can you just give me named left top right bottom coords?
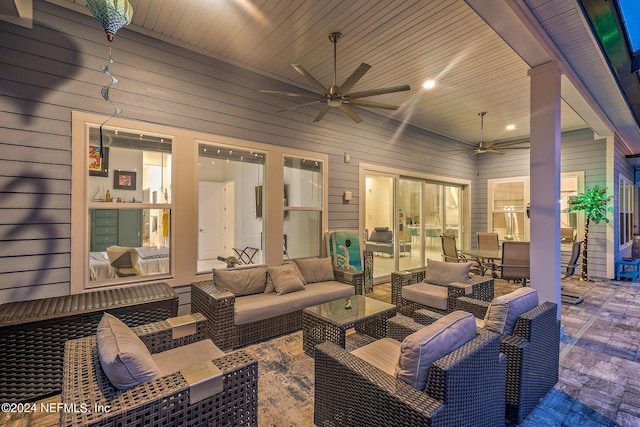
left=114, top=170, right=136, bottom=190
left=89, top=145, right=109, bottom=177
left=255, top=185, right=263, bottom=218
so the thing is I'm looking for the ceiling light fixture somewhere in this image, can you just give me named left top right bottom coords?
left=423, top=80, right=435, bottom=89
left=506, top=124, right=516, bottom=130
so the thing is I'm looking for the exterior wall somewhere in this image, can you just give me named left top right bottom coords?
left=474, top=128, right=610, bottom=278
left=0, top=1, right=477, bottom=303
left=613, top=134, right=636, bottom=260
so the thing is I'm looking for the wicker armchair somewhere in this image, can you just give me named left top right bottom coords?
left=314, top=323, right=506, bottom=427
left=391, top=266, right=494, bottom=316
left=60, top=313, right=258, bottom=427
left=420, top=297, right=560, bottom=424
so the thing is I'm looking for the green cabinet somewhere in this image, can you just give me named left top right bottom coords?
left=91, top=209, right=142, bottom=252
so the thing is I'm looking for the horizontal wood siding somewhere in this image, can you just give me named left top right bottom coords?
left=0, top=1, right=478, bottom=303
left=473, top=128, right=609, bottom=278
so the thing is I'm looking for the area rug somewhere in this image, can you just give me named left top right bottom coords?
left=243, top=331, right=314, bottom=427
left=242, top=330, right=377, bottom=427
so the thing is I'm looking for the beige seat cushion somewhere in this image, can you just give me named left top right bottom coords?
left=293, top=257, right=335, bottom=284
left=213, top=266, right=267, bottom=296
left=423, top=258, right=471, bottom=285
left=96, top=313, right=161, bottom=390
left=396, top=310, right=476, bottom=390
left=350, top=338, right=402, bottom=377
left=480, top=287, right=539, bottom=335
left=234, top=281, right=354, bottom=325
left=402, top=282, right=449, bottom=311
left=153, top=339, right=225, bottom=376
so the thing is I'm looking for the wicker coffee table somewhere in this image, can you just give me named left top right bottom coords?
left=302, top=295, right=396, bottom=356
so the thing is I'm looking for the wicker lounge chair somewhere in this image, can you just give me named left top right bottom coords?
left=59, top=313, right=258, bottom=427
left=391, top=264, right=494, bottom=316
left=314, top=318, right=505, bottom=427
left=420, top=289, right=560, bottom=424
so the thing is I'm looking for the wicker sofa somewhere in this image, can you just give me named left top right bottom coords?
left=0, top=282, right=178, bottom=403
left=60, top=313, right=258, bottom=427
left=192, top=258, right=366, bottom=350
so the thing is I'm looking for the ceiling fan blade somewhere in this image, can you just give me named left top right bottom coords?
left=313, top=104, right=331, bottom=122
left=501, top=146, right=530, bottom=150
left=488, top=140, right=530, bottom=148
left=486, top=149, right=506, bottom=155
left=259, top=89, right=324, bottom=99
left=291, top=64, right=328, bottom=94
left=339, top=104, right=363, bottom=123
left=348, top=84, right=411, bottom=99
left=339, top=63, right=371, bottom=94
left=347, top=99, right=400, bottom=110
left=277, top=101, right=324, bottom=112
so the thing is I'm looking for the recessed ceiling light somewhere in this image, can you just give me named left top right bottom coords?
left=506, top=124, right=516, bottom=130
left=423, top=80, right=435, bottom=89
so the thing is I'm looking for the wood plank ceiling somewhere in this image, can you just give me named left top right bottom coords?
left=57, top=0, right=595, bottom=147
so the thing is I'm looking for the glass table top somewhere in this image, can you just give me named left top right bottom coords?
left=303, top=295, right=395, bottom=326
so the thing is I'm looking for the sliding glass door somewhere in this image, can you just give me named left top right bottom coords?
left=365, top=171, right=466, bottom=282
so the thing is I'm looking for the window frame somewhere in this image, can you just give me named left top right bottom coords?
left=71, top=111, right=329, bottom=293
left=619, top=173, right=634, bottom=250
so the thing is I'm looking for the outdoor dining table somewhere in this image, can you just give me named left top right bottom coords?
left=460, top=248, right=502, bottom=277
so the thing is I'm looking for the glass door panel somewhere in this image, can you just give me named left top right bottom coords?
left=399, top=179, right=423, bottom=271
left=365, top=174, right=396, bottom=280
left=423, top=183, right=444, bottom=262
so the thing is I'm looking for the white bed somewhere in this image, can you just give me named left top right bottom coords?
left=89, top=246, right=170, bottom=281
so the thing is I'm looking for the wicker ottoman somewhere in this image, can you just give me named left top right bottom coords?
left=0, top=282, right=178, bottom=403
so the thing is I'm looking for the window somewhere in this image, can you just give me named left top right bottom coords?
left=72, top=112, right=329, bottom=292
left=197, top=143, right=265, bottom=271
left=619, top=174, right=633, bottom=248
left=283, top=156, right=323, bottom=258
left=86, top=127, right=173, bottom=286
left=488, top=178, right=529, bottom=241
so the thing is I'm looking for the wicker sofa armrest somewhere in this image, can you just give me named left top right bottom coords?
left=413, top=308, right=445, bottom=326
left=190, top=280, right=236, bottom=351
left=61, top=336, right=258, bottom=427
left=133, top=313, right=208, bottom=354
left=390, top=267, right=427, bottom=306
left=456, top=296, right=491, bottom=319
left=314, top=341, right=442, bottom=426
left=333, top=268, right=366, bottom=295
left=386, top=314, right=425, bottom=341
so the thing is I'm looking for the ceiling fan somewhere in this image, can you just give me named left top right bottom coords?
left=472, top=112, right=529, bottom=155
left=259, top=32, right=410, bottom=123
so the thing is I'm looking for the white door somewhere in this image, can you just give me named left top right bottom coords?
left=199, top=182, right=226, bottom=260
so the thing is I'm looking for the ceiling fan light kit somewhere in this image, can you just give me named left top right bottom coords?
left=259, top=31, right=410, bottom=123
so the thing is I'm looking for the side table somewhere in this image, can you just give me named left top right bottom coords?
left=615, top=258, right=640, bottom=281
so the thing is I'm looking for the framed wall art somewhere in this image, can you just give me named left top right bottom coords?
left=113, top=170, right=136, bottom=190
left=89, top=145, right=109, bottom=177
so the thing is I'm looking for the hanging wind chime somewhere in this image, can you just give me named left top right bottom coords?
left=86, top=0, right=133, bottom=157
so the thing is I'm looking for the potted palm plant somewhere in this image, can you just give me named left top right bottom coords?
left=567, top=185, right=611, bottom=281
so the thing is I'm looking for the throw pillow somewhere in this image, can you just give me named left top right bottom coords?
left=423, top=258, right=471, bottom=286
left=213, top=266, right=267, bottom=296
left=482, top=287, right=538, bottom=335
left=266, top=264, right=306, bottom=295
left=396, top=310, right=476, bottom=391
left=293, top=257, right=335, bottom=284
left=96, top=313, right=161, bottom=390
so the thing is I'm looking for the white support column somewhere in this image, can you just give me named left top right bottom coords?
left=528, top=61, right=562, bottom=318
